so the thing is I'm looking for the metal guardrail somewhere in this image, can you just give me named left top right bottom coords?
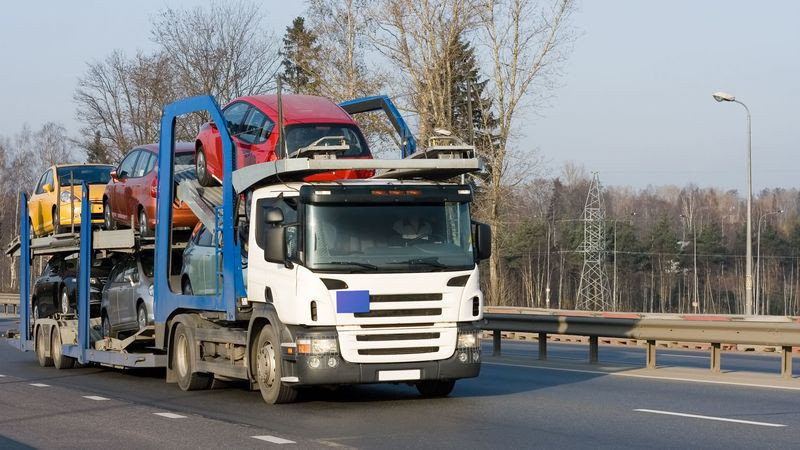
left=482, top=307, right=800, bottom=379
left=0, top=293, right=19, bottom=316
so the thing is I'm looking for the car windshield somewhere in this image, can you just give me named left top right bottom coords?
left=175, top=153, right=194, bottom=166
left=285, top=124, right=369, bottom=158
left=304, top=202, right=474, bottom=272
left=58, top=166, right=113, bottom=186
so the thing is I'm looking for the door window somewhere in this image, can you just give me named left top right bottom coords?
left=34, top=171, right=48, bottom=194
left=197, top=227, right=214, bottom=247
left=118, top=151, right=140, bottom=178
left=44, top=169, right=54, bottom=190
left=145, top=152, right=158, bottom=173
left=239, top=108, right=274, bottom=144
left=222, top=102, right=251, bottom=138
left=133, top=152, right=153, bottom=178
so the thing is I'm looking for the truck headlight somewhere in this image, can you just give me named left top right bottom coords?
left=457, top=331, right=480, bottom=348
left=60, top=192, right=77, bottom=203
left=296, top=336, right=338, bottom=354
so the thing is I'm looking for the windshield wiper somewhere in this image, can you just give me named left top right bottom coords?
left=389, top=258, right=447, bottom=269
left=322, top=261, right=379, bottom=271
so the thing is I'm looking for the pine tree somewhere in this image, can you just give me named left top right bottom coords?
left=449, top=37, right=498, bottom=152
left=85, top=131, right=112, bottom=164
left=280, top=17, right=321, bottom=95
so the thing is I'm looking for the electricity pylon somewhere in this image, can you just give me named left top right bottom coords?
left=576, top=172, right=612, bottom=311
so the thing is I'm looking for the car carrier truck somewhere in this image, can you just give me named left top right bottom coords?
left=7, top=94, right=490, bottom=404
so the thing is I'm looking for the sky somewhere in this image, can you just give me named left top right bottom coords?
left=1, top=1, right=798, bottom=191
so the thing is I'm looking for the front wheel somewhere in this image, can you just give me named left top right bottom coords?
left=138, top=208, right=150, bottom=237
left=255, top=326, right=297, bottom=404
left=103, top=199, right=116, bottom=230
left=137, top=303, right=148, bottom=331
left=172, top=323, right=213, bottom=391
left=195, top=145, right=216, bottom=187
left=415, top=380, right=456, bottom=398
left=51, top=327, right=76, bottom=370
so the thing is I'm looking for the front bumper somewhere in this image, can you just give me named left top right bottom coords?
left=58, top=202, right=104, bottom=226
left=281, top=324, right=481, bottom=386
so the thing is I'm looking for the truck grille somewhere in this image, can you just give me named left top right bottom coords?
left=354, top=308, right=441, bottom=318
left=337, top=326, right=456, bottom=364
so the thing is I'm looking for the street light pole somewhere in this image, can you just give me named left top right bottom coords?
left=713, top=92, right=753, bottom=315
left=756, top=210, right=783, bottom=315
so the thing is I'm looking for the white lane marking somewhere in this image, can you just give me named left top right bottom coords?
left=661, top=353, right=708, bottom=359
left=484, top=362, right=800, bottom=391
left=83, top=395, right=109, bottom=401
left=634, top=409, right=786, bottom=427
left=0, top=374, right=5, bottom=377
left=252, top=435, right=296, bottom=444
left=29, top=383, right=50, bottom=387
left=154, top=412, right=186, bottom=419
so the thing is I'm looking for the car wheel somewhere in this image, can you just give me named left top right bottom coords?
left=139, top=208, right=150, bottom=237
left=182, top=279, right=193, bottom=295
left=53, top=207, right=64, bottom=235
left=103, top=199, right=116, bottom=230
left=102, top=312, right=112, bottom=339
left=196, top=146, right=215, bottom=187
left=137, top=303, right=148, bottom=330
left=60, top=290, right=70, bottom=315
left=32, top=300, right=39, bottom=323
left=51, top=326, right=76, bottom=370
left=255, top=325, right=297, bottom=404
left=173, top=323, right=213, bottom=391
left=415, top=380, right=456, bottom=398
left=36, top=325, right=53, bottom=367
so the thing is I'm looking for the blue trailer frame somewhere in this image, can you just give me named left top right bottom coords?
left=339, top=95, right=417, bottom=158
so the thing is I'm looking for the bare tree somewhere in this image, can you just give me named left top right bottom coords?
left=151, top=1, right=281, bottom=102
left=478, top=0, right=575, bottom=304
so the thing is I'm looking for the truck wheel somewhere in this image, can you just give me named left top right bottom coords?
left=255, top=326, right=297, bottom=404
left=35, top=326, right=53, bottom=367
left=51, top=327, right=75, bottom=370
left=195, top=146, right=216, bottom=187
left=415, top=380, right=456, bottom=398
left=172, top=323, right=212, bottom=391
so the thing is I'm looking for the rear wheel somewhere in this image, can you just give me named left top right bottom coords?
left=60, top=290, right=70, bottom=315
left=103, top=199, right=116, bottom=230
left=415, top=380, right=456, bottom=398
left=255, top=326, right=297, bottom=404
left=195, top=146, right=215, bottom=187
left=138, top=208, right=150, bottom=237
left=172, top=323, right=213, bottom=391
left=35, top=326, right=53, bottom=367
left=51, top=327, right=75, bottom=370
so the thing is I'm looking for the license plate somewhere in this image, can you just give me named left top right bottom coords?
left=378, top=369, right=421, bottom=381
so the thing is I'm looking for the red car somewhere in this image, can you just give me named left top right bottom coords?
left=194, top=94, right=373, bottom=186
left=103, top=143, right=198, bottom=236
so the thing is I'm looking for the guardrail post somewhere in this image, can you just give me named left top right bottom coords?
left=589, top=336, right=598, bottom=364
left=646, top=340, right=656, bottom=369
left=492, top=330, right=501, bottom=356
left=710, top=343, right=721, bottom=373
left=781, top=346, right=793, bottom=379
left=538, top=332, right=547, bottom=361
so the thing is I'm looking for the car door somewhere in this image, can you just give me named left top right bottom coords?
left=35, top=258, right=57, bottom=316
left=216, top=102, right=251, bottom=173
left=238, top=107, right=276, bottom=167
left=131, top=151, right=153, bottom=209
left=29, top=170, right=49, bottom=236
left=113, top=151, right=141, bottom=224
left=106, top=261, right=128, bottom=326
left=195, top=227, right=217, bottom=295
left=118, top=260, right=138, bottom=326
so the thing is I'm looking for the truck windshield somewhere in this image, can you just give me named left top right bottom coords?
left=305, top=202, right=474, bottom=272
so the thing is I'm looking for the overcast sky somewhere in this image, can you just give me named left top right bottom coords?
left=1, top=1, right=798, bottom=191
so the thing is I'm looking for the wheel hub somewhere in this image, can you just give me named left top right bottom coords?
left=257, top=343, right=277, bottom=389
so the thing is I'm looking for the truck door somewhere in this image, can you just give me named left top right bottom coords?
left=250, top=196, right=298, bottom=305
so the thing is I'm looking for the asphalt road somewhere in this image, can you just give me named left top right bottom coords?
left=1, top=318, right=799, bottom=449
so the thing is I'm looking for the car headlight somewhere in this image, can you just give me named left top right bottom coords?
left=60, top=191, right=77, bottom=203
left=296, top=336, right=338, bottom=355
left=457, top=331, right=480, bottom=348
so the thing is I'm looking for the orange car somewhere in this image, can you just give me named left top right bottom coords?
left=103, top=143, right=198, bottom=236
left=28, top=164, right=113, bottom=237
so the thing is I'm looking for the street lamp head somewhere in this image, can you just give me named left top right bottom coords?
left=713, top=91, right=736, bottom=102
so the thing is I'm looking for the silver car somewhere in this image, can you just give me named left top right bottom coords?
left=100, top=252, right=155, bottom=338
left=181, top=224, right=246, bottom=295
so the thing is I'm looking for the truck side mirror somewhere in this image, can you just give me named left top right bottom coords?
left=473, top=222, right=492, bottom=261
left=260, top=207, right=287, bottom=264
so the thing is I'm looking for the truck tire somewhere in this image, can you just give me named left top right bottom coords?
left=255, top=326, right=297, bottom=404
left=51, top=327, right=76, bottom=370
left=416, top=380, right=456, bottom=398
left=35, top=325, right=53, bottom=367
left=172, top=323, right=213, bottom=391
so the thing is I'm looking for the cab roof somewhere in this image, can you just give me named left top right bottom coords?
left=235, top=95, right=355, bottom=125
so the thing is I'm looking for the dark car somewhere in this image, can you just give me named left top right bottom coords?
left=100, top=252, right=155, bottom=339
left=31, top=254, right=116, bottom=320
